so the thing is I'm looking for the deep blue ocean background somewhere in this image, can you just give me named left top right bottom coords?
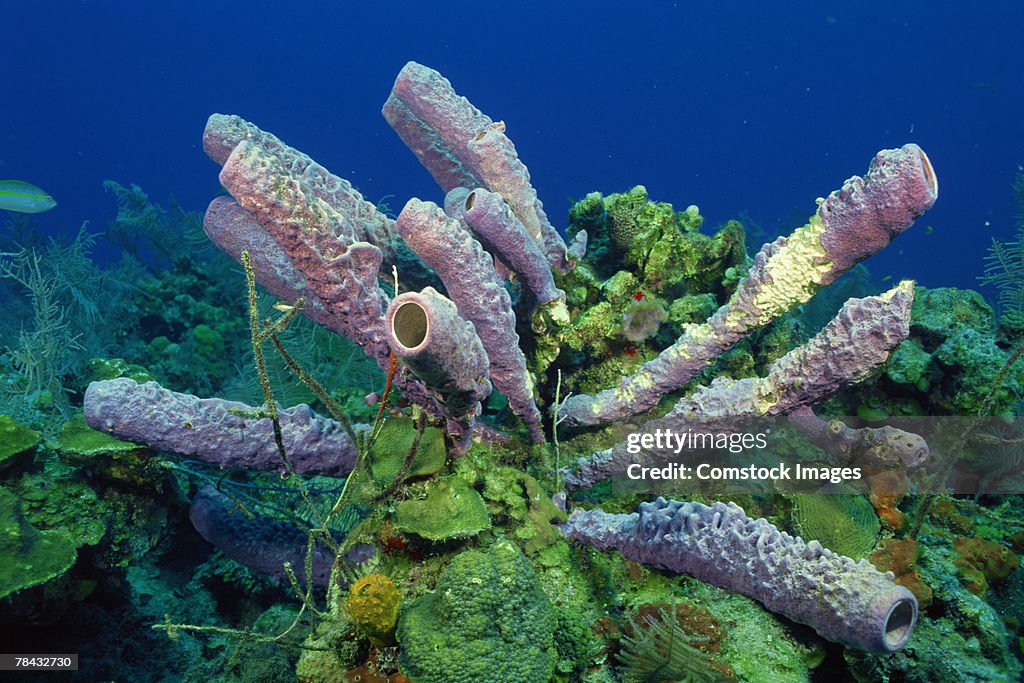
left=4, top=0, right=1022, bottom=295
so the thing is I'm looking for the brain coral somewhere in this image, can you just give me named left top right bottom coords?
left=396, top=540, right=555, bottom=683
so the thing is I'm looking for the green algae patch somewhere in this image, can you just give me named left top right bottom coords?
left=368, top=416, right=447, bottom=484
left=0, top=415, right=41, bottom=471
left=392, top=476, right=489, bottom=542
left=85, top=357, right=154, bottom=384
left=0, top=487, right=77, bottom=599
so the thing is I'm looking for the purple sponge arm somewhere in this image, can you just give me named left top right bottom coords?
left=216, top=139, right=447, bottom=420
left=203, top=197, right=343, bottom=337
left=385, top=287, right=492, bottom=429
left=382, top=61, right=572, bottom=273
left=461, top=188, right=564, bottom=306
left=559, top=145, right=937, bottom=426
left=381, top=61, right=491, bottom=193
left=396, top=198, right=544, bottom=442
left=562, top=498, right=918, bottom=653
left=564, top=282, right=914, bottom=490
left=83, top=378, right=357, bottom=477
left=189, top=486, right=335, bottom=587
left=466, top=124, right=570, bottom=273
left=203, top=113, right=397, bottom=265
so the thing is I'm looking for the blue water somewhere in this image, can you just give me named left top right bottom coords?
left=4, top=0, right=1022, bottom=294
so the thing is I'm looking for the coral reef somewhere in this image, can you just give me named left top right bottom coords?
left=25, top=59, right=1023, bottom=682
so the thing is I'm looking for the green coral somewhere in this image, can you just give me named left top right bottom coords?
left=84, top=357, right=154, bottom=384
left=56, top=412, right=140, bottom=457
left=397, top=540, right=556, bottom=683
left=190, top=323, right=228, bottom=379
left=392, top=476, right=490, bottom=542
left=933, top=327, right=1021, bottom=415
left=790, top=493, right=880, bottom=560
left=368, top=415, right=447, bottom=484
left=296, top=614, right=362, bottom=682
left=551, top=188, right=751, bottom=406
left=14, top=473, right=106, bottom=549
left=884, top=340, right=934, bottom=392
left=566, top=187, right=745, bottom=295
left=552, top=607, right=602, bottom=680
left=910, top=287, right=995, bottom=346
left=56, top=412, right=164, bottom=487
left=0, top=414, right=41, bottom=471
left=481, top=467, right=567, bottom=556
left=0, top=486, right=77, bottom=599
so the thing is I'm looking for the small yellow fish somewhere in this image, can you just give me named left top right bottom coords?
left=924, top=225, right=934, bottom=235
left=0, top=180, right=57, bottom=213
left=881, top=275, right=893, bottom=282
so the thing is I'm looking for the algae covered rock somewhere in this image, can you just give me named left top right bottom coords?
left=933, top=327, right=1020, bottom=415
left=848, top=285, right=1022, bottom=416
left=910, top=287, right=994, bottom=345
left=481, top=467, right=566, bottom=556
left=14, top=474, right=107, bottom=549
left=392, top=476, right=489, bottom=542
left=397, top=540, right=555, bottom=683
left=566, top=186, right=745, bottom=294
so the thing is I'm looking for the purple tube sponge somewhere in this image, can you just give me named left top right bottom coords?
left=466, top=124, right=570, bottom=273
left=218, top=140, right=388, bottom=356
left=562, top=498, right=918, bottom=652
left=789, top=406, right=928, bottom=469
left=215, top=139, right=447, bottom=420
left=190, top=486, right=335, bottom=587
left=461, top=188, right=565, bottom=307
left=559, top=145, right=937, bottom=426
left=382, top=61, right=491, bottom=193
left=445, top=188, right=512, bottom=281
left=386, top=287, right=492, bottom=425
left=565, top=282, right=914, bottom=490
left=83, top=378, right=357, bottom=477
left=383, top=61, right=571, bottom=273
left=203, top=196, right=344, bottom=337
left=203, top=113, right=397, bottom=264
left=395, top=198, right=544, bottom=442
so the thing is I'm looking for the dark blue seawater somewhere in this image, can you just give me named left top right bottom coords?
left=4, top=0, right=1022, bottom=293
